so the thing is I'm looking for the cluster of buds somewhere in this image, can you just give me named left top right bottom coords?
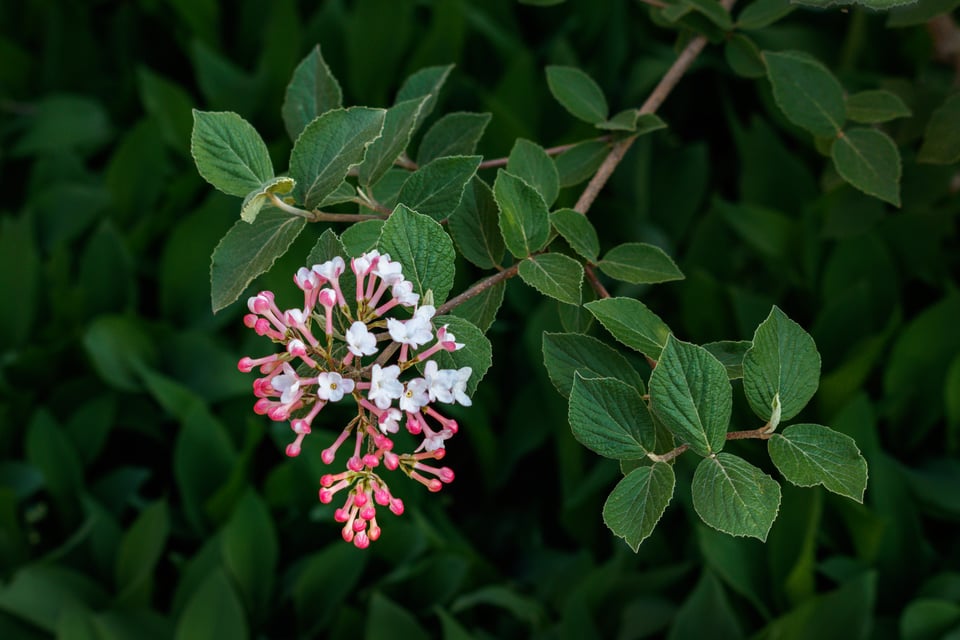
left=238, top=251, right=472, bottom=548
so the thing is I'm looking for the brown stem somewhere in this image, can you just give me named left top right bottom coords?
left=649, top=424, right=773, bottom=463
left=584, top=263, right=610, bottom=298
left=436, top=263, right=520, bottom=315
left=478, top=139, right=609, bottom=170
left=311, top=211, right=388, bottom=223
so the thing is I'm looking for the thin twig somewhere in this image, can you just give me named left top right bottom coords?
left=584, top=264, right=610, bottom=298
left=436, top=263, right=519, bottom=315
left=648, top=424, right=772, bottom=463
left=477, top=139, right=608, bottom=170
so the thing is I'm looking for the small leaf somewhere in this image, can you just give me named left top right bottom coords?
left=545, top=65, right=609, bottom=124
left=210, top=209, right=307, bottom=312
left=763, top=50, right=845, bottom=137
left=221, top=491, right=278, bottom=616
left=831, top=128, right=902, bottom=206
left=692, top=453, right=781, bottom=541
left=138, top=68, right=194, bottom=153
left=358, top=96, right=428, bottom=188
left=289, top=107, right=386, bottom=209
left=845, top=90, right=912, bottom=124
left=768, top=424, right=868, bottom=502
left=550, top=208, right=599, bottom=262
left=377, top=204, right=456, bottom=304
left=421, top=316, right=491, bottom=396
left=494, top=170, right=551, bottom=258
left=281, top=45, right=343, bottom=141
left=518, top=253, right=583, bottom=306
left=507, top=139, right=560, bottom=207
left=725, top=34, right=766, bottom=79
left=417, top=112, right=492, bottom=166
left=174, top=569, right=249, bottom=640
left=702, top=341, right=751, bottom=380
left=448, top=177, right=505, bottom=270
left=742, top=306, right=821, bottom=423
left=340, top=220, right=383, bottom=257
left=649, top=336, right=732, bottom=457
left=918, top=93, right=960, bottom=165
left=595, top=111, right=666, bottom=134
left=191, top=110, right=273, bottom=197
left=367, top=593, right=430, bottom=640
left=603, top=463, right=675, bottom=551
left=568, top=374, right=656, bottom=459
left=239, top=176, right=295, bottom=223
left=396, top=155, right=481, bottom=221
left=319, top=181, right=357, bottom=207
left=115, top=501, right=170, bottom=606
left=306, top=228, right=348, bottom=265
left=584, top=297, right=671, bottom=360
left=450, top=280, right=504, bottom=334
left=555, top=139, right=610, bottom=187
left=542, top=332, right=647, bottom=398
left=395, top=64, right=455, bottom=131
left=598, top=242, right=684, bottom=285
left=737, top=0, right=794, bottom=29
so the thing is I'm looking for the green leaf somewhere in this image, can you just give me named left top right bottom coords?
left=555, top=139, right=610, bottom=188
left=306, top=228, right=348, bottom=265
left=293, top=546, right=367, bottom=631
left=649, top=336, right=732, bottom=457
left=210, top=209, right=307, bottom=312
left=550, top=208, right=599, bottom=263
left=377, top=204, right=456, bottom=304
left=115, top=500, right=169, bottom=607
left=0, top=216, right=39, bottom=350
left=518, top=253, right=584, bottom=305
left=831, top=128, right=902, bottom=206
left=507, top=139, right=560, bottom=207
left=673, top=0, right=733, bottom=29
left=26, top=411, right=84, bottom=523
left=448, top=177, right=505, bottom=269
left=421, top=316, right=491, bottom=396
left=763, top=50, right=845, bottom=137
left=669, top=571, right=744, bottom=640
left=545, top=65, right=609, bottom=124
left=692, top=453, right=781, bottom=541
left=174, top=569, right=248, bottom=640
left=395, top=64, right=455, bottom=131
left=494, top=170, right=551, bottom=258
left=918, top=93, right=960, bottom=165
left=584, top=297, right=672, bottom=360
left=542, top=332, right=647, bottom=398
left=737, top=0, right=794, bottom=29
left=598, top=242, right=684, bottom=285
left=289, top=107, right=386, bottom=209
left=396, top=155, right=481, bottom=221
left=768, top=424, right=868, bottom=502
left=703, top=341, right=751, bottom=380
left=281, top=44, right=343, bottom=141
left=221, top=491, right=278, bottom=617
left=725, top=34, right=766, bottom=79
left=568, top=374, right=656, bottom=459
left=340, top=220, right=383, bottom=257
left=743, top=307, right=820, bottom=425
left=239, top=176, right=296, bottom=223
left=416, top=112, right=492, bottom=166
left=845, top=90, right=912, bottom=124
left=138, top=68, right=194, bottom=153
left=191, top=110, right=273, bottom=197
left=367, top=593, right=430, bottom=640
left=358, top=96, right=429, bottom=188
left=603, top=463, right=675, bottom=551
left=13, top=94, right=112, bottom=156
left=901, top=599, right=960, bottom=640
left=450, top=280, right=505, bottom=334
left=595, top=111, right=667, bottom=134
left=82, top=315, right=156, bottom=392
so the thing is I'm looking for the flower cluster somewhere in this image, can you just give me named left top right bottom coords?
left=239, top=251, right=472, bottom=548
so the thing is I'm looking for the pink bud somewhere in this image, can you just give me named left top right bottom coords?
left=291, top=419, right=311, bottom=435
left=374, top=488, right=390, bottom=505
left=354, top=492, right=368, bottom=507
left=368, top=525, right=381, bottom=541
left=285, top=443, right=301, bottom=457
left=334, top=508, right=348, bottom=522
left=360, top=506, right=376, bottom=520
left=253, top=399, right=271, bottom=415
left=439, top=467, right=455, bottom=483
left=362, top=454, right=379, bottom=468
left=384, top=452, right=399, bottom=470
left=238, top=357, right=255, bottom=372
left=352, top=519, right=366, bottom=532
left=320, top=474, right=334, bottom=487
left=427, top=479, right=442, bottom=492
left=342, top=528, right=354, bottom=542
left=347, top=456, right=363, bottom=471
left=353, top=532, right=369, bottom=549
left=243, top=314, right=258, bottom=328
left=390, top=498, right=404, bottom=516
left=321, top=449, right=335, bottom=464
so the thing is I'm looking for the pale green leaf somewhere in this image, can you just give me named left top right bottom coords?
left=542, top=332, right=646, bottom=398
left=239, top=177, right=295, bottom=223
left=396, top=155, right=481, bottom=221
left=281, top=44, right=343, bottom=141
left=448, top=177, right=505, bottom=269
left=845, top=90, right=912, bottom=124
left=831, top=128, right=902, bottom=206
left=763, top=50, right=845, bottom=137
left=603, top=463, right=675, bottom=551
left=358, top=96, right=428, bottom=188
left=545, top=65, right=609, bottom=124
left=289, top=107, right=386, bottom=209
left=768, top=424, right=868, bottom=502
left=420, top=316, right=491, bottom=396
left=918, top=93, right=960, bottom=165
left=395, top=64, right=455, bottom=131
left=494, top=170, right=551, bottom=258
left=742, top=306, right=821, bottom=423
left=507, top=139, right=560, bottom=207
left=692, top=453, right=781, bottom=541
left=518, top=253, right=583, bottom=306
left=550, top=208, right=599, bottom=263
left=649, top=336, right=732, bottom=457
left=377, top=204, right=455, bottom=304
left=416, top=112, right=492, bottom=166
left=598, top=242, right=684, bottom=285
left=568, top=374, right=655, bottom=459
left=191, top=110, right=273, bottom=197
left=584, top=297, right=671, bottom=360
left=555, top=139, right=610, bottom=188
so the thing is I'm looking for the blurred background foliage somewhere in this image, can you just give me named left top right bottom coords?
left=1, top=0, right=959, bottom=638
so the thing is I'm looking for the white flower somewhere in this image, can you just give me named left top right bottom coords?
left=378, top=408, right=402, bottom=434
left=351, top=250, right=380, bottom=276
left=423, top=428, right=453, bottom=452
left=399, top=378, right=429, bottom=413
left=345, top=321, right=378, bottom=356
left=294, top=267, right=318, bottom=290
left=436, top=324, right=464, bottom=351
left=386, top=315, right=434, bottom=347
left=423, top=361, right=454, bottom=403
left=450, top=367, right=473, bottom=406
left=285, top=308, right=307, bottom=326
left=373, top=254, right=404, bottom=284
left=312, top=257, right=345, bottom=281
left=316, top=372, right=355, bottom=402
left=368, top=364, right=403, bottom=409
left=391, top=280, right=419, bottom=306
left=271, top=362, right=301, bottom=404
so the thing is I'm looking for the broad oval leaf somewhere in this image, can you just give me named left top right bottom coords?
left=377, top=204, right=455, bottom=305
left=568, top=374, right=655, bottom=459
left=281, top=45, right=343, bottom=141
left=239, top=176, right=295, bottom=223
left=396, top=155, right=481, bottom=221
left=518, top=253, right=583, bottom=306
left=221, top=491, right=278, bottom=616
left=550, top=208, right=599, bottom=263
left=768, top=423, right=868, bottom=502
left=210, top=209, right=307, bottom=312
left=448, top=177, right=505, bottom=270
left=542, top=331, right=646, bottom=398
left=289, top=107, right=386, bottom=209
left=191, top=110, right=273, bottom=197
left=395, top=64, right=454, bottom=132
left=763, top=50, right=845, bottom=137
left=742, top=306, right=821, bottom=424
left=598, top=242, right=684, bottom=285
left=692, top=453, right=781, bottom=541
left=649, top=336, right=732, bottom=457
left=507, top=139, right=560, bottom=207
left=918, top=93, right=960, bottom=165
left=603, top=463, right=675, bottom=551
left=417, top=112, right=492, bottom=166
left=845, top=90, right=911, bottom=124
left=493, top=170, right=550, bottom=258
left=584, top=297, right=671, bottom=360
left=831, top=128, right=902, bottom=207
left=555, top=139, right=610, bottom=188
left=545, top=65, right=609, bottom=124
left=358, top=96, right=428, bottom=188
